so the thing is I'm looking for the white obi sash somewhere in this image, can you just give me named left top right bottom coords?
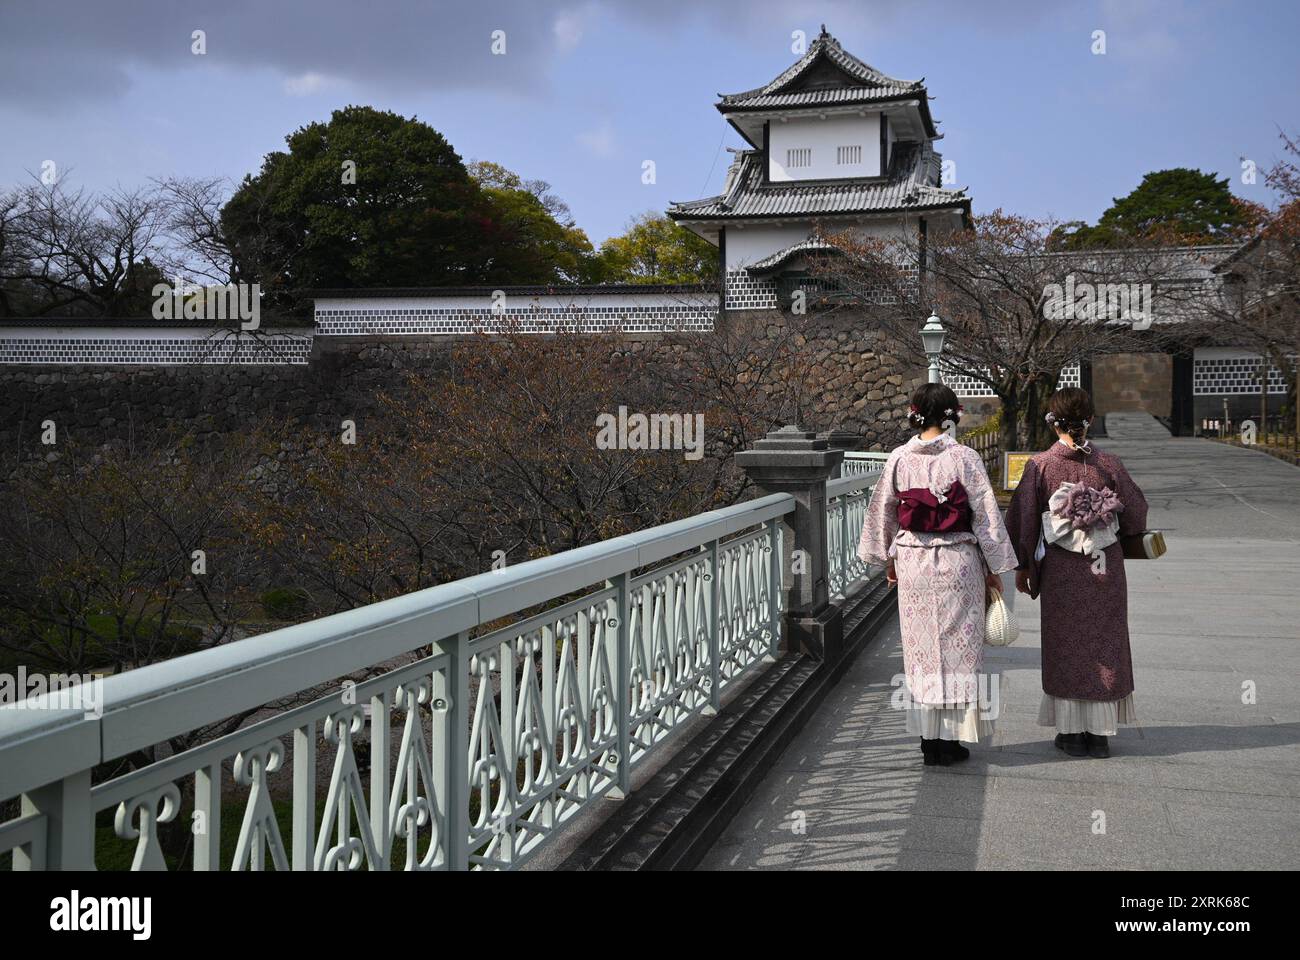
left=1035, top=481, right=1121, bottom=560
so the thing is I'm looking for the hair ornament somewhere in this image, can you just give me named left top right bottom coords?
left=1045, top=412, right=1058, bottom=425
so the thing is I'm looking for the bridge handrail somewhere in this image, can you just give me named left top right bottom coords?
left=841, top=450, right=889, bottom=477
left=1, top=491, right=796, bottom=871
left=100, top=491, right=794, bottom=760
left=826, top=452, right=888, bottom=598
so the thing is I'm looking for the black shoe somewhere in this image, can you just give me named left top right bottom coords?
left=1085, top=733, right=1110, bottom=758
left=1059, top=733, right=1088, bottom=757
left=942, top=739, right=970, bottom=762
left=921, top=738, right=952, bottom=766
left=1054, top=733, right=1065, bottom=750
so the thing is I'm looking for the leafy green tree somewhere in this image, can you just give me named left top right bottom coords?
left=467, top=160, right=574, bottom=224
left=597, top=212, right=719, bottom=283
left=221, top=106, right=495, bottom=312
left=1054, top=168, right=1260, bottom=249
left=467, top=161, right=598, bottom=283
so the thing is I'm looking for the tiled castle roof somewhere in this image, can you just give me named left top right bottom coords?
left=715, top=28, right=939, bottom=140
left=745, top=238, right=842, bottom=274
left=667, top=139, right=968, bottom=223
left=717, top=28, right=924, bottom=110
left=719, top=85, right=920, bottom=111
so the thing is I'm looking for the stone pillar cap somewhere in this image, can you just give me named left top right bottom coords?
left=818, top=429, right=861, bottom=448
left=736, top=424, right=843, bottom=473
left=745, top=425, right=826, bottom=452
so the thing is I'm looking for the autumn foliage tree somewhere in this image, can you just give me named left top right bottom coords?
left=812, top=212, right=1205, bottom=450
left=244, top=321, right=744, bottom=612
left=391, top=324, right=736, bottom=562
left=237, top=422, right=468, bottom=612
left=0, top=433, right=265, bottom=678
left=1197, top=130, right=1300, bottom=429
left=656, top=306, right=841, bottom=464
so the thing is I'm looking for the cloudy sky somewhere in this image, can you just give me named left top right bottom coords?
left=1, top=0, right=1296, bottom=244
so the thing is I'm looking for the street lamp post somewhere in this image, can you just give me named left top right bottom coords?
left=920, top=309, right=946, bottom=384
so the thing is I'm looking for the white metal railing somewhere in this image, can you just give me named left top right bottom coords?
left=827, top=452, right=889, bottom=597
left=840, top=450, right=890, bottom=477
left=0, top=493, right=793, bottom=872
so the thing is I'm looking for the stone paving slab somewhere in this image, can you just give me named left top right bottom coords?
left=698, top=417, right=1300, bottom=870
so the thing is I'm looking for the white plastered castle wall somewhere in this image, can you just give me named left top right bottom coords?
left=768, top=114, right=882, bottom=181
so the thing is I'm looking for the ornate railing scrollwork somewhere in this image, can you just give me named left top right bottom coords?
left=114, top=783, right=182, bottom=872
left=4, top=491, right=795, bottom=872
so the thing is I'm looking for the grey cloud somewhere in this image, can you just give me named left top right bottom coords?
left=0, top=0, right=564, bottom=108
left=0, top=0, right=1147, bottom=112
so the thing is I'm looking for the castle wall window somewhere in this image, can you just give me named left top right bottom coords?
left=768, top=113, right=881, bottom=181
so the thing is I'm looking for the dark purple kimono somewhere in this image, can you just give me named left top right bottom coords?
left=1005, top=443, right=1148, bottom=702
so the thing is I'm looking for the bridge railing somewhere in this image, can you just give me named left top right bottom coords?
left=1, top=493, right=794, bottom=872
left=840, top=450, right=890, bottom=477
left=827, top=452, right=888, bottom=598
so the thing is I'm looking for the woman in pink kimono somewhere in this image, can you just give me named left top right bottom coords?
left=857, top=383, right=1018, bottom=766
left=1006, top=387, right=1148, bottom=759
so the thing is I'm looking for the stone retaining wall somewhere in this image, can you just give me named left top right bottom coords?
left=0, top=310, right=929, bottom=459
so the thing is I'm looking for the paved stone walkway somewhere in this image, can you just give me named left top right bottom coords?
left=700, top=414, right=1300, bottom=870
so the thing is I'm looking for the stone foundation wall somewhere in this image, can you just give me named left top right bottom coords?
left=0, top=310, right=929, bottom=460
left=0, top=339, right=439, bottom=457
left=774, top=315, right=925, bottom=446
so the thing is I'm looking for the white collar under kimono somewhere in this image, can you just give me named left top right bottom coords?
left=1057, top=436, right=1092, bottom=454
left=908, top=433, right=957, bottom=452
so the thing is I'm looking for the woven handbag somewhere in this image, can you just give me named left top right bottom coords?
left=984, top=587, right=1020, bottom=647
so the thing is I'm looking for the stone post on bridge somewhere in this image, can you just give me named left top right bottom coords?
left=736, top=426, right=844, bottom=662
left=818, top=429, right=860, bottom=479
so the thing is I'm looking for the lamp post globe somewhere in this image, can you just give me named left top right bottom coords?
left=920, top=310, right=946, bottom=384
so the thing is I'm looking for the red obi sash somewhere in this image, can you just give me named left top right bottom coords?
left=896, top=481, right=972, bottom=533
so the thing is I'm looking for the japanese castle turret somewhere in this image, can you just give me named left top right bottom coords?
left=668, top=27, right=970, bottom=311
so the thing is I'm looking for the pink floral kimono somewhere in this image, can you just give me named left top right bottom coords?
left=857, top=434, right=1018, bottom=741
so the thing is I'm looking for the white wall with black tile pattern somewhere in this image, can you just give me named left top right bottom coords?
left=0, top=326, right=312, bottom=365
left=0, top=290, right=722, bottom=365
left=314, top=292, right=719, bottom=336
left=1193, top=347, right=1291, bottom=395
left=941, top=361, right=1081, bottom=398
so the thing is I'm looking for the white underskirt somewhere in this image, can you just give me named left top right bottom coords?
left=1037, top=692, right=1137, bottom=735
left=905, top=702, right=994, bottom=742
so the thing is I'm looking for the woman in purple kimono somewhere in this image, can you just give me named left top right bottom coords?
left=857, top=383, right=1018, bottom=766
left=1006, top=387, right=1148, bottom=759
